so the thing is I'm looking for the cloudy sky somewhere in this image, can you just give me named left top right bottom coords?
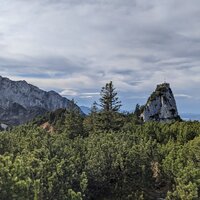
left=0, top=0, right=200, bottom=113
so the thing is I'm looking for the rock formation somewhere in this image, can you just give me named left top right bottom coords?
left=141, top=83, right=180, bottom=122
left=0, top=76, right=80, bottom=126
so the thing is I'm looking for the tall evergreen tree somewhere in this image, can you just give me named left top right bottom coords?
left=98, top=81, right=123, bottom=131
left=100, top=81, right=121, bottom=112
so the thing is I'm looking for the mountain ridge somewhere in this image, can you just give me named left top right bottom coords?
left=0, top=75, right=80, bottom=126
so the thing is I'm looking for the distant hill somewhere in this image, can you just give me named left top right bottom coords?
left=0, top=76, right=81, bottom=126
left=80, top=106, right=91, bottom=115
left=181, top=113, right=200, bottom=121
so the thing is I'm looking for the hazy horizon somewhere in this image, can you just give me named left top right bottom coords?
left=1, top=0, right=200, bottom=113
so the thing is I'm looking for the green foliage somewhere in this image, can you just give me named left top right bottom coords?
left=99, top=81, right=121, bottom=112
left=0, top=83, right=200, bottom=199
left=1, top=120, right=200, bottom=199
left=83, top=102, right=100, bottom=133
left=99, top=81, right=121, bottom=131
left=134, top=103, right=141, bottom=118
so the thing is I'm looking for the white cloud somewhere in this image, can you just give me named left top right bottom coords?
left=175, top=94, right=193, bottom=99
left=59, top=89, right=78, bottom=96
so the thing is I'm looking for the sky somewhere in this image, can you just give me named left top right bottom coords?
left=0, top=0, right=200, bottom=113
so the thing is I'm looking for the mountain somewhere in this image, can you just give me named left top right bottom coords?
left=181, top=113, right=200, bottom=121
left=0, top=76, right=80, bottom=126
left=80, top=106, right=91, bottom=115
left=141, top=83, right=180, bottom=122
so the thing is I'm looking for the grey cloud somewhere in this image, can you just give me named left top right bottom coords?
left=0, top=55, right=88, bottom=77
left=0, top=0, right=200, bottom=112
left=127, top=81, right=143, bottom=86
left=111, top=69, right=135, bottom=75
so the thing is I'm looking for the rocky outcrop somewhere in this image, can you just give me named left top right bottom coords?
left=0, top=76, right=80, bottom=126
left=141, top=83, right=180, bottom=122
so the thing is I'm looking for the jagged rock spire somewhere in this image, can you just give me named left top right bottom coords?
left=141, top=83, right=180, bottom=122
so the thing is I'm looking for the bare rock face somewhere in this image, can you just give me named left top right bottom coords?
left=0, top=76, right=80, bottom=126
left=141, top=83, right=180, bottom=122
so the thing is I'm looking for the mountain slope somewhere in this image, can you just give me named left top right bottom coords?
left=80, top=106, right=91, bottom=115
left=0, top=76, right=80, bottom=125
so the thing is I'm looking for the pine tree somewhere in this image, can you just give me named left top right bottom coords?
left=64, top=99, right=84, bottom=139
left=100, top=81, right=121, bottom=112
left=99, top=81, right=123, bottom=131
left=91, top=101, right=98, bottom=114
left=83, top=101, right=99, bottom=133
left=134, top=104, right=141, bottom=119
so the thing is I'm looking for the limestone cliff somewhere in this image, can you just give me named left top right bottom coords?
left=141, top=83, right=180, bottom=122
left=0, top=76, right=80, bottom=126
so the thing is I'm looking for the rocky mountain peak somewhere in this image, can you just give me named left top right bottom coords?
left=141, top=83, right=180, bottom=122
left=0, top=76, right=80, bottom=126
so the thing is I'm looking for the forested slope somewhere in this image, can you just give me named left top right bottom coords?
left=0, top=81, right=199, bottom=200
left=1, top=115, right=200, bottom=199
